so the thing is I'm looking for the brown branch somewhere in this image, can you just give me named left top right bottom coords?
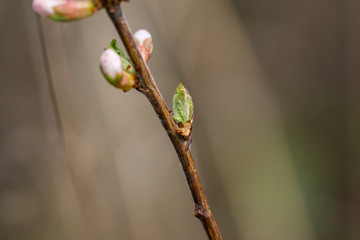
left=105, top=3, right=223, bottom=240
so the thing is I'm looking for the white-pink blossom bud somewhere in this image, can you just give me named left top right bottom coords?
left=100, top=48, right=123, bottom=80
left=134, top=29, right=153, bottom=62
left=32, top=0, right=96, bottom=22
left=33, top=0, right=64, bottom=17
left=100, top=48, right=135, bottom=92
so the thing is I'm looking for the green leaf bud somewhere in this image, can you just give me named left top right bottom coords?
left=173, top=83, right=194, bottom=137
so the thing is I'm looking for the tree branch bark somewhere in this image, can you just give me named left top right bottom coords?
left=105, top=3, right=222, bottom=240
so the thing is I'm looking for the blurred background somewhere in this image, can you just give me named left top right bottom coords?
left=0, top=0, right=359, bottom=239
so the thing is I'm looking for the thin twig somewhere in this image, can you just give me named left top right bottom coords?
left=105, top=3, right=222, bottom=240
left=36, top=14, right=90, bottom=232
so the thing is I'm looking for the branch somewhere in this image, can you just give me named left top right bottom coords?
left=106, top=3, right=223, bottom=240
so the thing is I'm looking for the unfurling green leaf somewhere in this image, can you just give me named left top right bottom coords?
left=173, top=83, right=194, bottom=124
left=109, top=39, right=135, bottom=74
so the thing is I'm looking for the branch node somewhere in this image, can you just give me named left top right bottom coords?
left=194, top=204, right=210, bottom=220
left=95, top=0, right=128, bottom=10
left=184, top=135, right=192, bottom=149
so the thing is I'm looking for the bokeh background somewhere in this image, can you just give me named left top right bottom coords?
left=0, top=0, right=359, bottom=239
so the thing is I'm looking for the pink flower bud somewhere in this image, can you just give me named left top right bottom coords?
left=33, top=0, right=65, bottom=17
left=100, top=48, right=135, bottom=92
left=134, top=29, right=153, bottom=62
left=32, top=0, right=96, bottom=21
left=100, top=48, right=123, bottom=80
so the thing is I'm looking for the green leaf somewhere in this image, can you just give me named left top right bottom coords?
left=173, top=83, right=194, bottom=124
left=109, top=40, right=135, bottom=74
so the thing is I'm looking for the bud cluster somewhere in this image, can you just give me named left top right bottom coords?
left=100, top=30, right=153, bottom=92
left=32, top=0, right=155, bottom=94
